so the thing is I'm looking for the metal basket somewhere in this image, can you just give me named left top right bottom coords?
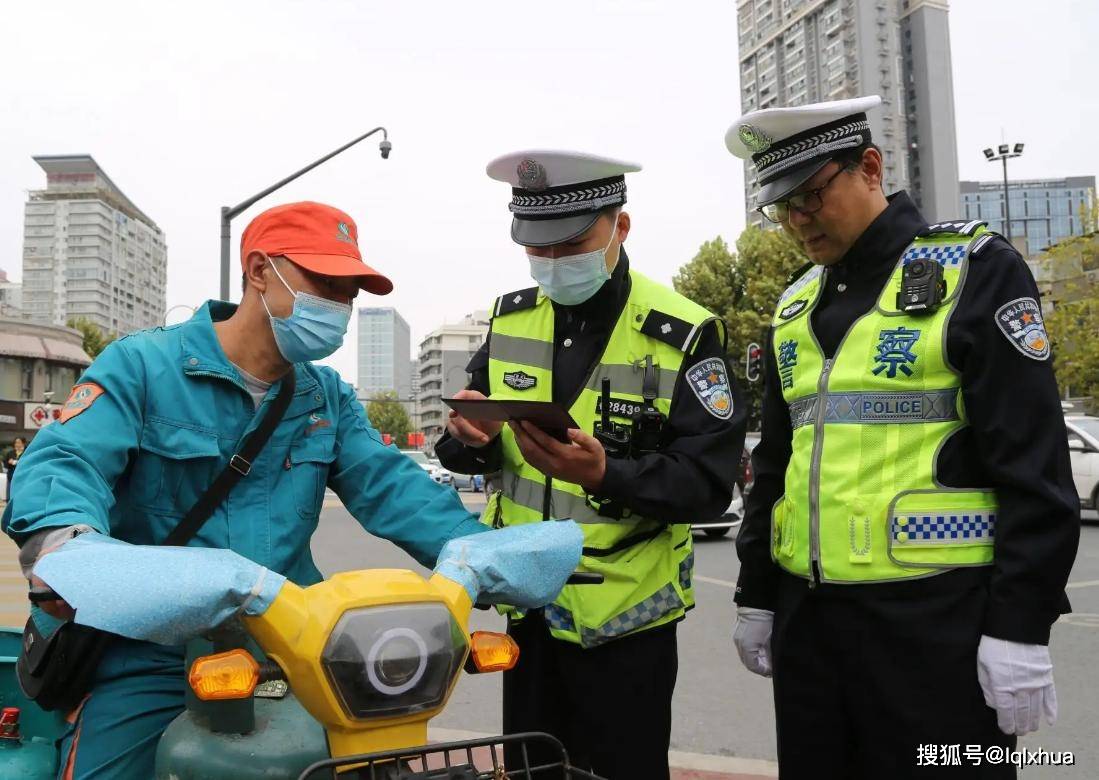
left=296, top=731, right=605, bottom=780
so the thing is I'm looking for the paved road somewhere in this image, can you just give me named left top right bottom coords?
left=312, top=494, right=1099, bottom=778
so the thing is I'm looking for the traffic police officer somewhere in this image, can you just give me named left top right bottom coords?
left=436, top=150, right=746, bottom=778
left=726, top=97, right=1081, bottom=778
left=3, top=201, right=489, bottom=779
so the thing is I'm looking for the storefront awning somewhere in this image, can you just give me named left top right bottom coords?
left=0, top=333, right=92, bottom=366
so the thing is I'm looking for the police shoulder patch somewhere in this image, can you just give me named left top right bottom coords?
left=503, top=371, right=537, bottom=391
left=995, top=297, right=1050, bottom=361
left=685, top=358, right=734, bottom=420
left=60, top=382, right=105, bottom=423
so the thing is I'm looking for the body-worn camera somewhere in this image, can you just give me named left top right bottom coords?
left=593, top=378, right=632, bottom=459
left=897, top=258, right=946, bottom=313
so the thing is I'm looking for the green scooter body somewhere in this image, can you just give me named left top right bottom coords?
left=0, top=627, right=68, bottom=779
left=153, top=635, right=329, bottom=780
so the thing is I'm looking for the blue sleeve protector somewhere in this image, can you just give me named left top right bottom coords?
left=33, top=534, right=285, bottom=646
left=433, top=520, right=583, bottom=608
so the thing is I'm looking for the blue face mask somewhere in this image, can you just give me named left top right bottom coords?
left=527, top=227, right=617, bottom=306
left=261, top=260, right=352, bottom=363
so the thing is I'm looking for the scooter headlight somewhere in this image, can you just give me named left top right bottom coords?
left=321, top=603, right=468, bottom=719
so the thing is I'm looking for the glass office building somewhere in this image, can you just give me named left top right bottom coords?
left=960, top=177, right=1096, bottom=258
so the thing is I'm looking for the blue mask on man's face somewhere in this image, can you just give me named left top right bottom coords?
left=260, top=259, right=352, bottom=363
left=526, top=226, right=617, bottom=306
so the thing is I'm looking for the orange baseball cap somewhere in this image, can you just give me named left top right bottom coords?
left=240, top=201, right=393, bottom=295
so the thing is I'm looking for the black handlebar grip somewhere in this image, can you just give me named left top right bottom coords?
left=566, top=572, right=605, bottom=585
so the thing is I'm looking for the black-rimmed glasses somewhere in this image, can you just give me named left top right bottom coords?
left=758, top=166, right=848, bottom=224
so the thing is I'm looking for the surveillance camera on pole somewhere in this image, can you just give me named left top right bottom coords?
left=218, top=126, right=392, bottom=300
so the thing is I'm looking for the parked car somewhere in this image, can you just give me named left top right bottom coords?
left=452, top=472, right=485, bottom=492
left=1065, top=415, right=1099, bottom=513
left=692, top=433, right=760, bottom=538
left=426, top=458, right=453, bottom=485
left=402, top=450, right=441, bottom=481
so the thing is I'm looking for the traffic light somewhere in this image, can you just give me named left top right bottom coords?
left=746, top=343, right=763, bottom=383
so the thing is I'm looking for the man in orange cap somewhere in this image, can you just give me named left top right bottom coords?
left=4, top=201, right=489, bottom=778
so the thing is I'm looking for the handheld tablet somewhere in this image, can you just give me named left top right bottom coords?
left=442, top=398, right=581, bottom=443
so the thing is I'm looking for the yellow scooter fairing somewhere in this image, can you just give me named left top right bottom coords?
left=242, top=568, right=472, bottom=760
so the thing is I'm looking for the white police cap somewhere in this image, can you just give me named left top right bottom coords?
left=486, top=150, right=641, bottom=247
left=725, top=95, right=882, bottom=206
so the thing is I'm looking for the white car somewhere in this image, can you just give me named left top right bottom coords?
left=1065, top=416, right=1099, bottom=512
left=402, top=450, right=436, bottom=476
left=692, top=433, right=760, bottom=538
left=428, top=459, right=453, bottom=486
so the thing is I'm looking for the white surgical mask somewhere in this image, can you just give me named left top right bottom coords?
left=527, top=225, right=618, bottom=306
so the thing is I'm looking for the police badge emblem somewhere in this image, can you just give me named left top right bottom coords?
left=686, top=358, right=734, bottom=420
left=994, top=297, right=1050, bottom=361
left=738, top=124, right=772, bottom=154
left=516, top=159, right=548, bottom=192
left=779, top=299, right=808, bottom=320
left=503, top=371, right=538, bottom=391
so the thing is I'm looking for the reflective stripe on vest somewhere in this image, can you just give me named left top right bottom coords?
left=788, top=389, right=960, bottom=428
left=483, top=270, right=710, bottom=645
left=771, top=227, right=999, bottom=584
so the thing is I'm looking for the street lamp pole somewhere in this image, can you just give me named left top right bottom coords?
left=983, top=143, right=1024, bottom=243
left=219, top=127, right=392, bottom=300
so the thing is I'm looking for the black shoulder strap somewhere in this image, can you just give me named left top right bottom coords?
left=494, top=286, right=540, bottom=317
left=640, top=309, right=695, bottom=351
left=161, top=370, right=296, bottom=546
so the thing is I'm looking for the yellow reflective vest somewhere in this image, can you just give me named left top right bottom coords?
left=771, top=223, right=999, bottom=583
left=482, top=269, right=723, bottom=646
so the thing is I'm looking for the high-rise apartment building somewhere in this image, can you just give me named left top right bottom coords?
left=409, top=359, right=422, bottom=431
left=960, top=177, right=1096, bottom=259
left=417, top=312, right=490, bottom=447
left=736, top=0, right=959, bottom=223
left=357, top=307, right=411, bottom=400
left=22, top=155, right=167, bottom=334
left=0, top=271, right=22, bottom=319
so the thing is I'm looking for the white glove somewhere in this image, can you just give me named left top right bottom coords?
left=733, top=607, right=774, bottom=677
left=977, top=635, right=1058, bottom=736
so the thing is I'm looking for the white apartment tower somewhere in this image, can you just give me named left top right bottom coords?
left=357, top=307, right=412, bottom=400
left=22, top=155, right=167, bottom=335
left=736, top=0, right=959, bottom=223
left=417, top=311, right=490, bottom=447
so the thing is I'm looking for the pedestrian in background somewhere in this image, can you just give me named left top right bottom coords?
left=4, top=437, right=25, bottom=502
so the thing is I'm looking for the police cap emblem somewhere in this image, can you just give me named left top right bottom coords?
left=516, top=159, right=548, bottom=192
left=738, top=124, right=772, bottom=154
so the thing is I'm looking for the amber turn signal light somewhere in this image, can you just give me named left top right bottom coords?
left=468, top=631, right=520, bottom=673
left=189, top=649, right=260, bottom=701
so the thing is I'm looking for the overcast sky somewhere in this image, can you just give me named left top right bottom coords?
left=1, top=0, right=1096, bottom=382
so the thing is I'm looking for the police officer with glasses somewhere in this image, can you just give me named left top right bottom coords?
left=727, top=96, right=1080, bottom=779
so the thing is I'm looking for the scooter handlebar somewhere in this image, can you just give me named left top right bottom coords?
left=565, top=572, right=604, bottom=585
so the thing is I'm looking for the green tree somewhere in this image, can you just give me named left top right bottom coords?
left=673, top=226, right=806, bottom=426
left=1042, top=233, right=1099, bottom=410
left=66, top=317, right=115, bottom=358
left=366, top=391, right=413, bottom=447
